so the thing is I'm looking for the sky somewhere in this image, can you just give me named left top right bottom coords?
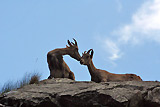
left=0, top=0, right=160, bottom=87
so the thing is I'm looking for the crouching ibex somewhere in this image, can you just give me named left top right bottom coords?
left=47, top=39, right=81, bottom=80
left=80, top=49, right=142, bottom=83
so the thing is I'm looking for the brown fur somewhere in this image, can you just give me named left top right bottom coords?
left=80, top=49, right=142, bottom=83
left=47, top=39, right=81, bottom=80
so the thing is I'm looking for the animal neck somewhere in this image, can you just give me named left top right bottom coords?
left=55, top=48, right=70, bottom=55
left=87, top=60, right=98, bottom=77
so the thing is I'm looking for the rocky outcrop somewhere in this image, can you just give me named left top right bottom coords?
left=0, top=78, right=160, bottom=107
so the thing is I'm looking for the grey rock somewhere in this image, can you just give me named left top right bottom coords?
left=0, top=78, right=160, bottom=107
left=0, top=103, right=5, bottom=107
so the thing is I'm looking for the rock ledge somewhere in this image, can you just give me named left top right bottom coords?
left=0, top=78, right=160, bottom=107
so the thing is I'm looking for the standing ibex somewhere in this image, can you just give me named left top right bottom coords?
left=47, top=39, right=81, bottom=80
left=80, top=49, right=142, bottom=83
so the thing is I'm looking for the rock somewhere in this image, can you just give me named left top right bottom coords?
left=0, top=103, right=5, bottom=107
left=0, top=78, right=160, bottom=107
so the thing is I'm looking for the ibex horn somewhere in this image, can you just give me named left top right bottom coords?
left=73, top=38, right=77, bottom=46
left=71, top=42, right=75, bottom=45
left=67, top=40, right=72, bottom=46
left=87, top=49, right=93, bottom=54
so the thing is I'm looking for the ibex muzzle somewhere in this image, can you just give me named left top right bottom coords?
left=67, top=38, right=81, bottom=61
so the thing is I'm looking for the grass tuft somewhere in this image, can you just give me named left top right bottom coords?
left=29, top=73, right=41, bottom=84
left=0, top=72, right=41, bottom=95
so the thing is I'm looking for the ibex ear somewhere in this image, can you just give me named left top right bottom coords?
left=90, top=49, right=94, bottom=59
left=66, top=45, right=69, bottom=48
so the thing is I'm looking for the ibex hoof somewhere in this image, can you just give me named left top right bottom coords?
left=48, top=75, right=53, bottom=79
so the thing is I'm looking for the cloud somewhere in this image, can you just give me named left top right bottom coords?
left=104, top=0, right=160, bottom=61
left=116, top=0, right=160, bottom=44
left=104, top=39, right=122, bottom=60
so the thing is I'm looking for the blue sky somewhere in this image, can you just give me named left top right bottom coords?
left=0, top=0, right=160, bottom=87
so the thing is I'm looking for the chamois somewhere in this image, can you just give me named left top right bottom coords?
left=80, top=49, right=142, bottom=83
left=47, top=39, right=81, bottom=80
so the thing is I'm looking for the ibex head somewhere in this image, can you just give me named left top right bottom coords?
left=66, top=38, right=81, bottom=61
left=80, top=49, right=93, bottom=65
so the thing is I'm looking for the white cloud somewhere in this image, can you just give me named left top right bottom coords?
left=117, top=0, right=160, bottom=44
left=104, top=39, right=122, bottom=60
left=103, top=0, right=160, bottom=61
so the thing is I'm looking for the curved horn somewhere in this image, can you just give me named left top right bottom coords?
left=67, top=40, right=72, bottom=46
left=71, top=42, right=75, bottom=45
left=87, top=49, right=93, bottom=54
left=73, top=38, right=77, bottom=46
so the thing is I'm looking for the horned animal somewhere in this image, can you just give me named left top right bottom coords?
left=47, top=39, right=81, bottom=80
left=80, top=49, right=142, bottom=83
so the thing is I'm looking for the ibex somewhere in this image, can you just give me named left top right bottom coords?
left=47, top=39, right=81, bottom=80
left=80, top=49, right=142, bottom=83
